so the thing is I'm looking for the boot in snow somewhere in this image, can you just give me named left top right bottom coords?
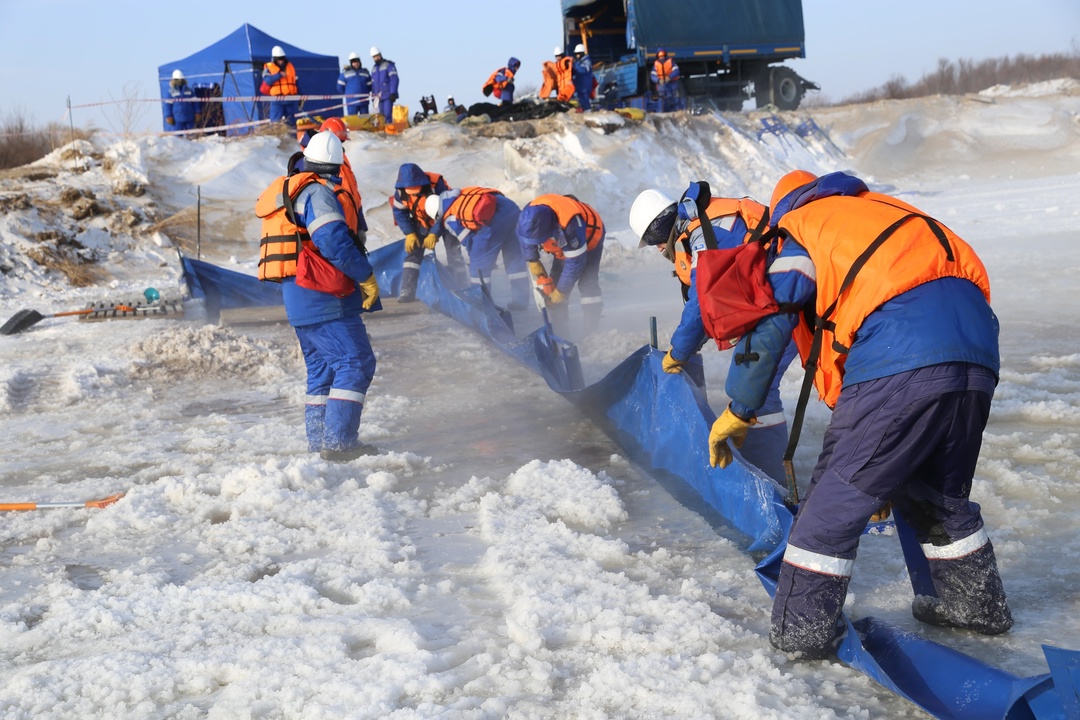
left=911, top=539, right=1013, bottom=635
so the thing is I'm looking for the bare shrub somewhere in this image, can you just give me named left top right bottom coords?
left=0, top=108, right=91, bottom=170
left=102, top=82, right=149, bottom=139
left=833, top=50, right=1080, bottom=106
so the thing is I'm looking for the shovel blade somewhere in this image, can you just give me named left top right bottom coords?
left=0, top=309, right=45, bottom=335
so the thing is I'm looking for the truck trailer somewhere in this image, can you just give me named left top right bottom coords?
left=561, top=0, right=818, bottom=111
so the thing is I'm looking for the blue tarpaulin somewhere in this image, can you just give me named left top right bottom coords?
left=179, top=247, right=1080, bottom=719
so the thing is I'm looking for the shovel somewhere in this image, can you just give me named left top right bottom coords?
left=0, top=492, right=125, bottom=511
left=0, top=305, right=137, bottom=336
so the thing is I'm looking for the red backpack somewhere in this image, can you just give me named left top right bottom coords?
left=696, top=240, right=779, bottom=350
left=689, top=191, right=779, bottom=350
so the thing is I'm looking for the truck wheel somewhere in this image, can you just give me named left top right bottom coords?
left=771, top=67, right=803, bottom=110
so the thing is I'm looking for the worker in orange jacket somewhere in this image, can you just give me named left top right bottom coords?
left=483, top=57, right=522, bottom=105
left=262, top=45, right=301, bottom=126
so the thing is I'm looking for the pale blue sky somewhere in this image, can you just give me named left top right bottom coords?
left=0, top=0, right=1077, bottom=132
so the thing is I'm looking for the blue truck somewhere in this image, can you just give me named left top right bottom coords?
left=561, top=0, right=818, bottom=111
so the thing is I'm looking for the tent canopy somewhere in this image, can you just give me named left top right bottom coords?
left=157, top=23, right=340, bottom=134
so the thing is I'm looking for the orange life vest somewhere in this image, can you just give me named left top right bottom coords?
left=653, top=58, right=676, bottom=84
left=255, top=172, right=356, bottom=281
left=446, top=187, right=500, bottom=230
left=530, top=194, right=604, bottom=259
left=555, top=57, right=575, bottom=101
left=263, top=61, right=299, bottom=96
left=484, top=67, right=515, bottom=96
left=673, top=197, right=768, bottom=286
left=390, top=171, right=447, bottom=232
left=540, top=61, right=558, bottom=98
left=339, top=156, right=363, bottom=234
left=778, top=192, right=992, bottom=408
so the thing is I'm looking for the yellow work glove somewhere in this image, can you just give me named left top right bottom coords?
left=528, top=260, right=547, bottom=278
left=422, top=233, right=439, bottom=250
left=404, top=233, right=422, bottom=253
left=359, top=274, right=380, bottom=310
left=870, top=501, right=893, bottom=523
left=709, top=406, right=756, bottom=469
left=547, top=288, right=567, bottom=305
left=662, top=349, right=686, bottom=374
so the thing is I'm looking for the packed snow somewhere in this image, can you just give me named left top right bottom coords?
left=1, top=80, right=1079, bottom=719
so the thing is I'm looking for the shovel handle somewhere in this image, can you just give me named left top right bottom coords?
left=52, top=305, right=138, bottom=318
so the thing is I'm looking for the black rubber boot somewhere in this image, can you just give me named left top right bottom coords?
left=398, top=266, right=419, bottom=304
left=770, top=560, right=850, bottom=660
left=911, top=540, right=1013, bottom=635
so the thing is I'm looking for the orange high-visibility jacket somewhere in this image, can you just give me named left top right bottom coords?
left=263, top=61, right=299, bottom=96
left=778, top=192, right=992, bottom=407
left=530, top=194, right=604, bottom=259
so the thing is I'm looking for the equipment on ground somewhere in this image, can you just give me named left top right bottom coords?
left=1, top=304, right=138, bottom=335
left=0, top=492, right=125, bottom=512
left=562, top=0, right=818, bottom=111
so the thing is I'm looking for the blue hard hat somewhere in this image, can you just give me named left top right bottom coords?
left=508, top=57, right=521, bottom=70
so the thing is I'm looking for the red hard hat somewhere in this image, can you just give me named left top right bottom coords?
left=319, top=117, right=348, bottom=142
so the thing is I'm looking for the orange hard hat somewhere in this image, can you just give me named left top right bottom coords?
left=770, top=170, right=817, bottom=216
left=319, top=117, right=348, bottom=142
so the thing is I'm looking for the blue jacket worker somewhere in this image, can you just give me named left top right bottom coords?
left=571, top=44, right=594, bottom=112
left=338, top=52, right=372, bottom=116
left=283, top=132, right=380, bottom=461
left=389, top=163, right=466, bottom=302
left=164, top=69, right=200, bottom=132
left=709, top=169, right=1012, bottom=659
left=482, top=57, right=522, bottom=105
left=423, top=188, right=530, bottom=310
left=517, top=194, right=605, bottom=336
left=629, top=186, right=796, bottom=483
left=369, top=46, right=399, bottom=119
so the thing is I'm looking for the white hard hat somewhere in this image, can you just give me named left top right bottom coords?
left=424, top=194, right=441, bottom=221
left=554, top=46, right=563, bottom=56
left=348, top=52, right=360, bottom=61
left=272, top=45, right=286, bottom=58
left=370, top=46, right=381, bottom=57
left=303, top=131, right=343, bottom=166
left=171, top=69, right=184, bottom=80
left=574, top=43, right=586, bottom=54
left=629, top=189, right=677, bottom=247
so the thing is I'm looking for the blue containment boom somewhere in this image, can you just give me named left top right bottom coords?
left=177, top=247, right=1080, bottom=718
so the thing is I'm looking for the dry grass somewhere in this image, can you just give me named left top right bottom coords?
left=146, top=206, right=200, bottom=253
left=26, top=244, right=98, bottom=287
left=830, top=50, right=1080, bottom=106
left=0, top=108, right=93, bottom=170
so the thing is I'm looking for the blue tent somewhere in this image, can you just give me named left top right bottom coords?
left=157, top=24, right=340, bottom=135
